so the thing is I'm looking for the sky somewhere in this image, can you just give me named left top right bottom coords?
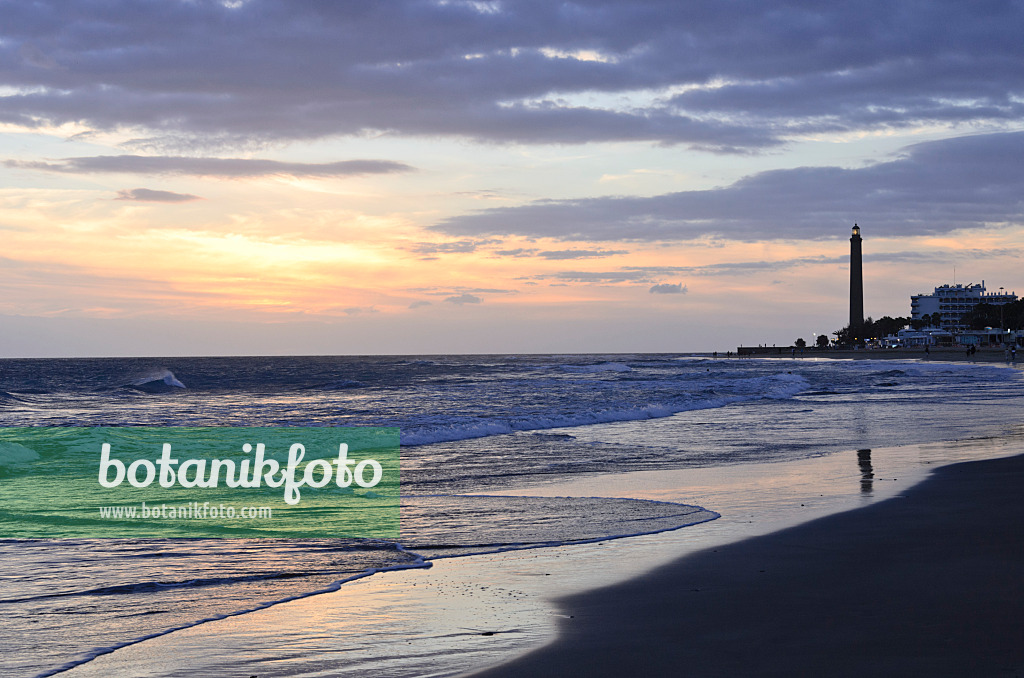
left=1, top=0, right=1023, bottom=357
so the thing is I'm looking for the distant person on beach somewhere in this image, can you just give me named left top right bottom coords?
left=925, top=345, right=930, bottom=357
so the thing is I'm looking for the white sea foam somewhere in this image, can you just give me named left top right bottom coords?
left=400, top=373, right=810, bottom=445
left=0, top=441, right=40, bottom=466
left=131, top=369, right=186, bottom=389
left=839, top=358, right=1018, bottom=378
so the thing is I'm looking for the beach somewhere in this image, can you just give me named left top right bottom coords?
left=5, top=3, right=1024, bottom=676
left=48, top=434, right=1024, bottom=678
left=4, top=355, right=1024, bottom=677
left=475, top=451, right=1024, bottom=677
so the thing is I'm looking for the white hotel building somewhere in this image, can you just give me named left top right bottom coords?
left=910, top=282, right=1017, bottom=331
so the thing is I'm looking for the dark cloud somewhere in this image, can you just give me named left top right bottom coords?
left=649, top=282, right=687, bottom=294
left=114, top=188, right=201, bottom=203
left=434, top=132, right=1024, bottom=242
left=0, top=1, right=1019, bottom=148
left=444, top=293, right=482, bottom=305
left=6, top=155, right=413, bottom=177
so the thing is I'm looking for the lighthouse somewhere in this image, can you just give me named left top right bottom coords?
left=850, top=224, right=864, bottom=336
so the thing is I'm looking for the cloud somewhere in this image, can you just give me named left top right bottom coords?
left=434, top=132, right=1024, bottom=242
left=410, top=239, right=497, bottom=254
left=537, top=249, right=629, bottom=260
left=488, top=247, right=627, bottom=259
left=522, top=246, right=1024, bottom=287
left=408, top=300, right=432, bottom=309
left=623, top=258, right=848, bottom=276
left=492, top=248, right=539, bottom=257
left=444, top=293, right=483, bottom=305
left=114, top=188, right=202, bottom=203
left=6, top=156, right=414, bottom=178
left=639, top=248, right=1024, bottom=276
left=0, top=1, right=1020, bottom=149
left=0, top=253, right=228, bottom=315
left=649, top=282, right=687, bottom=294
left=534, top=271, right=657, bottom=284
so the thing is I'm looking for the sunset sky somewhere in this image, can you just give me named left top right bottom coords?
left=2, top=0, right=1023, bottom=356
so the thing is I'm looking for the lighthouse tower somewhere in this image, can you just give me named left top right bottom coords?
left=849, top=224, right=864, bottom=335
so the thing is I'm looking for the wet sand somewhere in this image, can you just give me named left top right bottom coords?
left=54, top=441, right=1022, bottom=677
left=474, top=453, right=1024, bottom=677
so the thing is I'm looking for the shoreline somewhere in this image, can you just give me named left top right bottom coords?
left=58, top=435, right=1024, bottom=677
left=732, top=346, right=1018, bottom=363
left=473, top=452, right=1024, bottom=677
left=40, top=355, right=1024, bottom=677
left=8, top=358, right=1023, bottom=677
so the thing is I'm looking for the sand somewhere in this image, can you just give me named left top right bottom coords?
left=474, top=453, right=1024, bottom=677
left=53, top=442, right=1022, bottom=677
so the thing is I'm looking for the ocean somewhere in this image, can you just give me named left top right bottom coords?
left=1, top=354, right=1022, bottom=677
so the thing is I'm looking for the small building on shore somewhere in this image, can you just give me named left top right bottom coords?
left=889, top=327, right=1020, bottom=348
left=957, top=328, right=1014, bottom=346
left=893, top=328, right=952, bottom=347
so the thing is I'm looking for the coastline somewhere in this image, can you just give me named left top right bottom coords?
left=734, top=346, right=1018, bottom=363
left=56, top=433, right=1024, bottom=678
left=35, top=354, right=1024, bottom=677
left=473, top=452, right=1024, bottom=678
